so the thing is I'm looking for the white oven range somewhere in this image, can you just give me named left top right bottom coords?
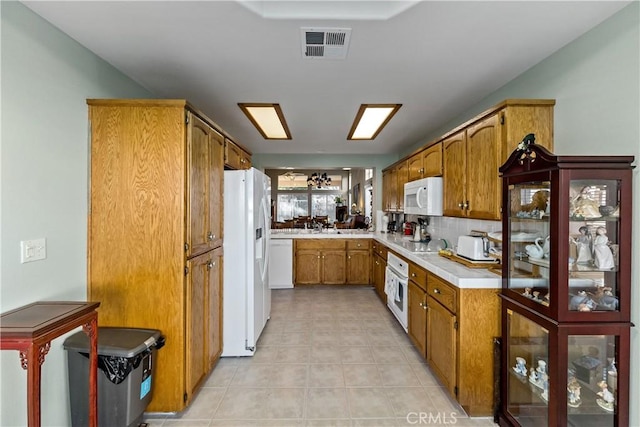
left=385, top=252, right=408, bottom=332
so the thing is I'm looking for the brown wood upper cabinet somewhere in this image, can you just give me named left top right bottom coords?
left=442, top=101, right=554, bottom=220
left=188, top=114, right=224, bottom=256
left=224, top=138, right=252, bottom=170
left=408, top=143, right=442, bottom=182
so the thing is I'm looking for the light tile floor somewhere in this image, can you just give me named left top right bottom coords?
left=144, top=286, right=498, bottom=427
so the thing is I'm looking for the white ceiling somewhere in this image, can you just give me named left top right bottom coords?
left=22, top=1, right=631, bottom=156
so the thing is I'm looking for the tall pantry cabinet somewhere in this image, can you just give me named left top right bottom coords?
left=87, top=99, right=224, bottom=412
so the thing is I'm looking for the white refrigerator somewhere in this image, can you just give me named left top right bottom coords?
left=222, top=168, right=272, bottom=356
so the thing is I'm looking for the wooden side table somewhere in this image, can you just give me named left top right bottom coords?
left=0, top=301, right=100, bottom=427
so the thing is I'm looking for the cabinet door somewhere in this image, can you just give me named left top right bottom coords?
left=185, top=252, right=209, bottom=401
left=396, top=161, right=408, bottom=211
left=373, top=254, right=387, bottom=301
left=322, top=249, right=346, bottom=284
left=224, top=138, right=242, bottom=169
left=422, top=143, right=443, bottom=177
left=427, top=297, right=457, bottom=397
left=347, top=250, right=370, bottom=285
left=466, top=114, right=502, bottom=220
left=407, top=153, right=424, bottom=181
left=388, top=168, right=398, bottom=212
left=187, top=114, right=214, bottom=257
left=408, top=281, right=427, bottom=357
left=210, top=130, right=224, bottom=248
left=442, top=130, right=467, bottom=217
left=295, top=249, right=321, bottom=284
left=382, top=170, right=391, bottom=211
left=207, top=248, right=223, bottom=368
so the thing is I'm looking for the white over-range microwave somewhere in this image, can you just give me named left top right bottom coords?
left=403, top=177, right=443, bottom=216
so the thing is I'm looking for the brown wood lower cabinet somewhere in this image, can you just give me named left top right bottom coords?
left=294, top=239, right=346, bottom=285
left=406, top=266, right=500, bottom=417
left=346, top=240, right=370, bottom=285
left=408, top=281, right=427, bottom=357
left=371, top=241, right=388, bottom=301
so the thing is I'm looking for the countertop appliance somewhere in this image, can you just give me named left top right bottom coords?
left=385, top=252, right=408, bottom=332
left=268, top=239, right=293, bottom=289
left=456, top=235, right=493, bottom=261
left=223, top=168, right=272, bottom=356
left=404, top=177, right=443, bottom=216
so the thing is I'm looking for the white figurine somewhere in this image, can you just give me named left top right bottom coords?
left=567, top=377, right=582, bottom=407
left=513, top=357, right=527, bottom=376
left=596, top=380, right=615, bottom=412
left=593, top=226, right=615, bottom=269
left=573, top=226, right=593, bottom=264
left=571, top=186, right=602, bottom=219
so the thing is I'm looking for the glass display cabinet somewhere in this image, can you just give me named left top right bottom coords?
left=497, top=135, right=634, bottom=427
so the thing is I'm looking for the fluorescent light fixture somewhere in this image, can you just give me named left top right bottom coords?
left=238, top=103, right=292, bottom=140
left=347, top=104, right=401, bottom=140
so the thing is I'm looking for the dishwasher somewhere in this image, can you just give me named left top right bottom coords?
left=268, top=239, right=293, bottom=288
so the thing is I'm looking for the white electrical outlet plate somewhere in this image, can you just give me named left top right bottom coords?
left=20, top=238, right=47, bottom=263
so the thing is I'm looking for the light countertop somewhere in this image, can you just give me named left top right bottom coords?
left=270, top=229, right=501, bottom=289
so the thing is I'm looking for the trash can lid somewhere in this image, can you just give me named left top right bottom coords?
left=63, top=327, right=162, bottom=358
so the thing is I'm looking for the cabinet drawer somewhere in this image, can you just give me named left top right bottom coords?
left=295, top=239, right=345, bottom=251
left=427, top=274, right=457, bottom=314
left=372, top=242, right=388, bottom=259
left=347, top=240, right=369, bottom=251
left=409, top=263, right=427, bottom=291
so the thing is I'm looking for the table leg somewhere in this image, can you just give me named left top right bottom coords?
left=83, top=316, right=98, bottom=427
left=25, top=343, right=44, bottom=427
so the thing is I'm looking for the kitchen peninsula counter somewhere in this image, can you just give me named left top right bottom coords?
left=271, top=230, right=501, bottom=289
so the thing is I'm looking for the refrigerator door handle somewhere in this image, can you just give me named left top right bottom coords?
left=259, top=195, right=270, bottom=284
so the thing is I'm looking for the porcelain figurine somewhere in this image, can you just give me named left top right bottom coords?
left=596, top=380, right=615, bottom=412
left=525, top=237, right=544, bottom=259
left=573, top=226, right=593, bottom=264
left=542, top=235, right=551, bottom=258
left=593, top=227, right=615, bottom=269
left=571, top=186, right=602, bottom=219
left=528, top=367, right=538, bottom=385
left=513, top=357, right=527, bottom=376
left=568, top=377, right=582, bottom=407
left=522, top=288, right=532, bottom=298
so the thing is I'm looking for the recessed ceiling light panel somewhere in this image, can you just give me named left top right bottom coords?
left=347, top=104, right=402, bottom=140
left=238, top=103, right=292, bottom=140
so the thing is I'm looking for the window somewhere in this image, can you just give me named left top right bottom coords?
left=269, top=169, right=349, bottom=223
left=277, top=194, right=309, bottom=220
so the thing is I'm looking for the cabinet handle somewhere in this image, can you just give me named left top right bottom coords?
left=348, top=255, right=351, bottom=259
left=463, top=201, right=469, bottom=210
left=318, top=255, right=321, bottom=259
left=434, top=288, right=441, bottom=294
left=458, top=202, right=464, bottom=209
left=375, top=261, right=379, bottom=265
left=207, top=261, right=213, bottom=270
left=208, top=232, right=214, bottom=241
left=411, top=273, right=416, bottom=277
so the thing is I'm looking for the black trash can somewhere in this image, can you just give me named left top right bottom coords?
left=63, top=327, right=165, bottom=427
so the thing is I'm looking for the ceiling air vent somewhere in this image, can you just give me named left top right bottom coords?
left=301, top=27, right=352, bottom=59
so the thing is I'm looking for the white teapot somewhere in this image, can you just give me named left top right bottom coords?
left=525, top=237, right=544, bottom=259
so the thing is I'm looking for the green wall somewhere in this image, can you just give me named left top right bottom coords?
left=1, top=1, right=638, bottom=425
left=1, top=3, right=153, bottom=426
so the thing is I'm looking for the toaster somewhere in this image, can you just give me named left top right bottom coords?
left=456, top=235, right=493, bottom=261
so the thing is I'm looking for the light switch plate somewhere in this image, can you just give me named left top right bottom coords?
left=20, top=238, right=47, bottom=263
